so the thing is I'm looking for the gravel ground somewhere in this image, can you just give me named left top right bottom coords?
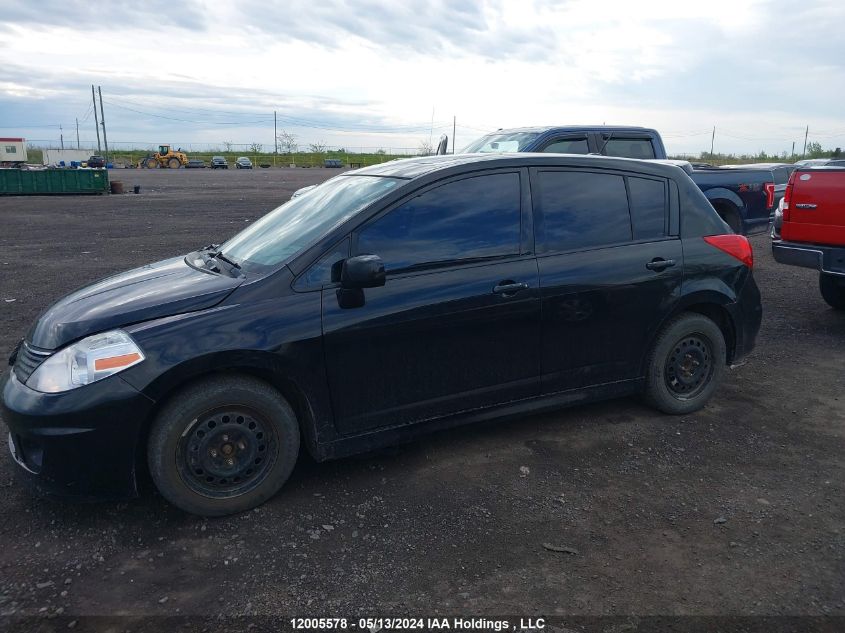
left=0, top=168, right=843, bottom=625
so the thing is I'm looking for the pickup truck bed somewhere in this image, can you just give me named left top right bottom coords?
left=690, top=164, right=793, bottom=235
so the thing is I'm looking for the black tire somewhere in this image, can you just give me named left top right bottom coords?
left=820, top=273, right=845, bottom=310
left=643, top=313, right=726, bottom=415
left=147, top=375, right=300, bottom=516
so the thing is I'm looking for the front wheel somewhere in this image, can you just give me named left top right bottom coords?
left=643, top=313, right=726, bottom=415
left=147, top=375, right=300, bottom=516
left=820, top=273, right=845, bottom=310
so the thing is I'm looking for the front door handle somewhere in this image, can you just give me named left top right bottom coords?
left=493, top=281, right=529, bottom=296
left=645, top=258, right=676, bottom=272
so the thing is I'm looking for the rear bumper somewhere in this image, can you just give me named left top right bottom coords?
left=772, top=240, right=845, bottom=276
left=727, top=273, right=762, bottom=363
left=1, top=370, right=154, bottom=500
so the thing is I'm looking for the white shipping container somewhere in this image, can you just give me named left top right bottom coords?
left=0, top=137, right=27, bottom=163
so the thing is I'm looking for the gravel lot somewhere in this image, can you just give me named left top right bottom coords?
left=0, top=168, right=843, bottom=625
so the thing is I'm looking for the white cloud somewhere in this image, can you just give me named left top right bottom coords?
left=1, top=0, right=843, bottom=156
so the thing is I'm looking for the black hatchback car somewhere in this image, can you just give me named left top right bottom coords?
left=1, top=154, right=762, bottom=516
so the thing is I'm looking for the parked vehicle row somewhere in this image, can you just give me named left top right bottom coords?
left=1, top=153, right=761, bottom=516
left=771, top=165, right=845, bottom=309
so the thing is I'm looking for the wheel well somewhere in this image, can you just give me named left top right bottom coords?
left=711, top=200, right=740, bottom=227
left=133, top=367, right=317, bottom=491
left=682, top=303, right=736, bottom=363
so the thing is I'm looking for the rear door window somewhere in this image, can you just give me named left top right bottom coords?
left=602, top=138, right=656, bottom=159
left=535, top=171, right=631, bottom=252
left=356, top=172, right=521, bottom=272
left=541, top=137, right=590, bottom=154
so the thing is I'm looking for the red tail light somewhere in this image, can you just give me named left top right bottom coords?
left=763, top=182, right=775, bottom=209
left=704, top=234, right=753, bottom=268
left=782, top=171, right=797, bottom=221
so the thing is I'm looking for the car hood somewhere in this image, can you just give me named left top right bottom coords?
left=27, top=256, right=243, bottom=350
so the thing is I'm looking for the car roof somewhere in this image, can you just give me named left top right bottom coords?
left=349, top=152, right=685, bottom=180
left=478, top=125, right=659, bottom=135
left=721, top=162, right=792, bottom=169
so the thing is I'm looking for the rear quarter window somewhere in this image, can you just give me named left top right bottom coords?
left=628, top=177, right=667, bottom=240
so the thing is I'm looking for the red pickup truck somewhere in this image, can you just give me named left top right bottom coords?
left=772, top=166, right=845, bottom=308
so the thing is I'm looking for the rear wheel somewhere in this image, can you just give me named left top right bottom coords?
left=167, top=157, right=181, bottom=169
left=820, top=273, right=845, bottom=310
left=644, top=313, right=726, bottom=415
left=147, top=375, right=300, bottom=516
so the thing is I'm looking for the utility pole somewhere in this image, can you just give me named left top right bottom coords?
left=76, top=118, right=80, bottom=149
left=791, top=141, right=795, bottom=158
left=710, top=126, right=715, bottom=157
left=98, top=86, right=109, bottom=163
left=802, top=125, right=809, bottom=158
left=92, top=85, right=101, bottom=153
left=452, top=116, right=456, bottom=154
left=274, top=110, right=277, bottom=167
left=60, top=124, right=64, bottom=150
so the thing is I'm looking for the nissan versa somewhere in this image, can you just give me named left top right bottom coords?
left=1, top=154, right=762, bottom=516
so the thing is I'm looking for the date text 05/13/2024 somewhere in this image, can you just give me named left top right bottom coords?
left=289, top=617, right=547, bottom=631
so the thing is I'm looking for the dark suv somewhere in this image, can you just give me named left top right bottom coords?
left=1, top=154, right=761, bottom=516
left=87, top=155, right=106, bottom=168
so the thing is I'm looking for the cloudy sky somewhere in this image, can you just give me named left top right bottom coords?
left=1, top=0, right=844, bottom=157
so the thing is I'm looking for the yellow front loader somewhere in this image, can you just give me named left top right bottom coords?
left=138, top=145, right=189, bottom=169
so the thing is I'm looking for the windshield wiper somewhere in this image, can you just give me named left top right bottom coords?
left=210, top=251, right=241, bottom=270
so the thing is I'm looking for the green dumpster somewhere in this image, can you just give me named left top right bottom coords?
left=0, top=169, right=110, bottom=195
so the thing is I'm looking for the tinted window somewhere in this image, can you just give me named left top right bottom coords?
left=603, top=138, right=656, bottom=159
left=628, top=177, right=666, bottom=240
left=296, top=238, right=349, bottom=289
left=222, top=175, right=401, bottom=270
left=772, top=167, right=794, bottom=184
left=541, top=137, right=589, bottom=154
left=462, top=132, right=540, bottom=153
left=537, top=171, right=631, bottom=252
left=357, top=173, right=521, bottom=271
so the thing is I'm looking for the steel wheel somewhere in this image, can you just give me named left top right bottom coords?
left=664, top=334, right=714, bottom=400
left=176, top=407, right=278, bottom=499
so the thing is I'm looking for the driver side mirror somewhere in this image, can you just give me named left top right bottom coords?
left=338, top=255, right=385, bottom=289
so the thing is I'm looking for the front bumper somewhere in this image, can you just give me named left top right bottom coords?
left=1, top=370, right=155, bottom=500
left=772, top=240, right=845, bottom=276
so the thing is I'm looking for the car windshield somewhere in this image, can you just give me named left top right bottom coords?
left=462, top=131, right=540, bottom=153
left=221, top=175, right=401, bottom=271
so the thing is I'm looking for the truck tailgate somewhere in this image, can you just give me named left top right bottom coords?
left=782, top=169, right=845, bottom=245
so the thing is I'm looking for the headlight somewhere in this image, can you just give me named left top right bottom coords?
left=26, top=330, right=145, bottom=393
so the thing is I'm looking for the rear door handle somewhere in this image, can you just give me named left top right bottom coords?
left=645, top=258, right=676, bottom=272
left=795, top=203, right=817, bottom=209
left=493, top=281, right=529, bottom=296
